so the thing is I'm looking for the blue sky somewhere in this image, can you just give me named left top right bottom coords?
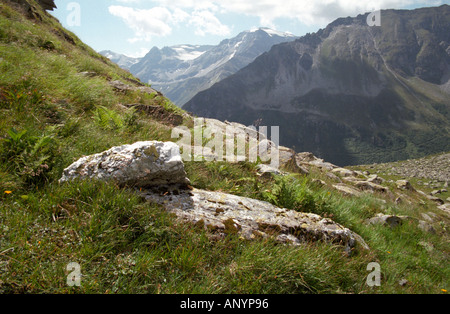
left=50, top=0, right=448, bottom=58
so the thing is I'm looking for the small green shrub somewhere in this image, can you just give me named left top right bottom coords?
left=57, top=117, right=80, bottom=138
left=0, top=127, right=59, bottom=187
left=261, top=175, right=317, bottom=212
left=93, top=105, right=125, bottom=130
left=92, top=105, right=139, bottom=131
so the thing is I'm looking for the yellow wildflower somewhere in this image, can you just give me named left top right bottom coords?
left=4, top=191, right=12, bottom=194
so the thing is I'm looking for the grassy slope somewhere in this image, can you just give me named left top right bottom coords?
left=0, top=1, right=448, bottom=294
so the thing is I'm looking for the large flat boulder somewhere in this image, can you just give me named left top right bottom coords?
left=143, top=188, right=369, bottom=253
left=59, top=141, right=190, bottom=187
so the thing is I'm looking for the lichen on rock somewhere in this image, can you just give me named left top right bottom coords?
left=59, top=141, right=190, bottom=187
left=143, top=187, right=369, bottom=253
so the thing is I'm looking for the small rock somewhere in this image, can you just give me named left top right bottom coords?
left=367, top=214, right=404, bottom=228
left=257, top=164, right=283, bottom=178
left=79, top=71, right=97, bottom=77
left=332, top=183, right=362, bottom=197
left=367, top=174, right=384, bottom=185
left=311, top=179, right=326, bottom=187
left=295, top=152, right=337, bottom=171
left=355, top=181, right=389, bottom=194
left=417, top=220, right=436, bottom=234
left=420, top=213, right=434, bottom=222
left=438, top=203, right=450, bottom=214
left=427, top=195, right=444, bottom=205
left=396, top=180, right=415, bottom=191
left=398, top=279, right=409, bottom=287
left=430, top=190, right=441, bottom=196
left=332, top=167, right=356, bottom=177
left=342, top=176, right=360, bottom=182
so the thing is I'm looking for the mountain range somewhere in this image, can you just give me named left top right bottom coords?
left=184, top=5, right=450, bottom=166
left=101, top=28, right=297, bottom=106
left=99, top=50, right=141, bottom=71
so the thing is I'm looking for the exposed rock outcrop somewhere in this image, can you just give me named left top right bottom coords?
left=10, top=0, right=56, bottom=12
left=143, top=187, right=369, bottom=253
left=59, top=141, right=368, bottom=252
left=396, top=180, right=416, bottom=191
left=59, top=141, right=190, bottom=187
left=37, top=0, right=56, bottom=10
left=366, top=214, right=406, bottom=228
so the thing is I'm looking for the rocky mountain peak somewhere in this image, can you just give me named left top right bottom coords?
left=126, top=27, right=298, bottom=106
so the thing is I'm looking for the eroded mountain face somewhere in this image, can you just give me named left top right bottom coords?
left=185, top=6, right=450, bottom=166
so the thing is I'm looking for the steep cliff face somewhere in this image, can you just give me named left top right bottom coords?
left=185, top=6, right=450, bottom=166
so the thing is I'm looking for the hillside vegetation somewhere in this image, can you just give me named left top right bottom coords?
left=0, top=0, right=448, bottom=294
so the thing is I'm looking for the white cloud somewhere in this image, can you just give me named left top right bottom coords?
left=109, top=0, right=443, bottom=43
left=115, top=0, right=142, bottom=3
left=126, top=47, right=149, bottom=58
left=189, top=10, right=231, bottom=36
left=152, top=0, right=443, bottom=27
left=108, top=5, right=177, bottom=42
left=109, top=0, right=230, bottom=42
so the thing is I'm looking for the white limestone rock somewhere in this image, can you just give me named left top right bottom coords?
left=143, top=188, right=369, bottom=253
left=59, top=141, right=190, bottom=187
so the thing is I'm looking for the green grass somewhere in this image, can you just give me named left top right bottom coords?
left=0, top=179, right=373, bottom=294
left=2, top=162, right=448, bottom=294
left=186, top=162, right=450, bottom=294
left=0, top=0, right=448, bottom=294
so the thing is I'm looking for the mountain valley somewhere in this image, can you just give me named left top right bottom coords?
left=184, top=6, right=450, bottom=166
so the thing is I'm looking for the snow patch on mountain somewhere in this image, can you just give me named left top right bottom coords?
left=171, top=45, right=208, bottom=61
left=109, top=28, right=298, bottom=106
left=251, top=27, right=296, bottom=38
